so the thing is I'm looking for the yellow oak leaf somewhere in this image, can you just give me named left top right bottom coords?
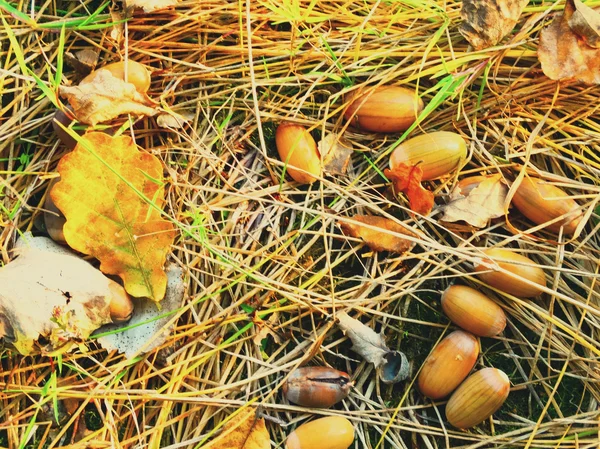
left=203, top=410, right=270, bottom=449
left=126, top=0, right=180, bottom=12
left=51, top=132, right=175, bottom=302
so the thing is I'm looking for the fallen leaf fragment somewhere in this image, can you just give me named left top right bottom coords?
left=0, top=234, right=120, bottom=355
left=538, top=0, right=600, bottom=84
left=318, top=133, right=353, bottom=175
left=568, top=0, right=600, bottom=48
left=51, top=132, right=176, bottom=301
left=384, top=164, right=434, bottom=216
left=156, top=111, right=192, bottom=129
left=96, top=264, right=184, bottom=358
left=126, top=0, right=180, bottom=12
left=59, top=69, right=158, bottom=125
left=337, top=312, right=409, bottom=383
left=339, top=215, right=418, bottom=253
left=203, top=409, right=270, bottom=449
left=252, top=312, right=282, bottom=346
left=440, top=174, right=508, bottom=228
left=459, top=0, right=529, bottom=50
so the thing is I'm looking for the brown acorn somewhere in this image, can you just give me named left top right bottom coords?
left=446, top=368, right=510, bottom=429
left=275, top=122, right=321, bottom=184
left=82, top=60, right=151, bottom=93
left=418, top=330, right=479, bottom=399
left=441, top=285, right=506, bottom=337
left=344, top=86, right=424, bottom=133
left=389, top=131, right=467, bottom=180
left=285, top=416, right=354, bottom=449
left=474, top=248, right=546, bottom=298
left=107, top=279, right=134, bottom=322
left=283, top=366, right=353, bottom=408
left=511, top=177, right=582, bottom=235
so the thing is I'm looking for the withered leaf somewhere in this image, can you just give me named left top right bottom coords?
left=51, top=132, right=176, bottom=301
left=339, top=215, right=418, bottom=254
left=126, top=0, right=179, bottom=12
left=440, top=174, right=508, bottom=228
left=203, top=410, right=270, bottom=449
left=318, top=133, right=353, bottom=175
left=568, top=0, right=600, bottom=48
left=337, top=312, right=389, bottom=369
left=0, top=234, right=117, bottom=355
left=384, top=164, right=435, bottom=216
left=59, top=69, right=158, bottom=125
left=96, top=265, right=185, bottom=358
left=459, top=0, right=529, bottom=50
left=538, top=0, right=600, bottom=84
left=337, top=312, right=410, bottom=383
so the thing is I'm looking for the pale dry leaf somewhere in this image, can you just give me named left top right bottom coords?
left=440, top=175, right=508, bottom=228
left=96, top=265, right=185, bottom=359
left=0, top=234, right=118, bottom=355
left=252, top=312, right=282, bottom=346
left=339, top=215, right=418, bottom=254
left=568, top=0, right=600, bottom=48
left=59, top=69, right=158, bottom=125
left=126, top=0, right=179, bottom=12
left=156, top=111, right=192, bottom=129
left=459, top=0, right=529, bottom=50
left=337, top=312, right=389, bottom=369
left=318, top=133, right=353, bottom=175
left=203, top=409, right=270, bottom=449
left=337, top=312, right=410, bottom=383
left=538, top=0, right=600, bottom=84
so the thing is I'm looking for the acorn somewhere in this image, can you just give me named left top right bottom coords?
left=441, top=285, right=506, bottom=337
left=474, top=248, right=546, bottom=298
left=107, top=279, right=134, bottom=322
left=275, top=122, right=321, bottom=184
left=344, top=86, right=424, bottom=133
left=389, top=131, right=467, bottom=180
left=418, top=330, right=479, bottom=400
left=511, top=177, right=582, bottom=235
left=283, top=366, right=353, bottom=408
left=446, top=368, right=510, bottom=429
left=82, top=60, right=151, bottom=93
left=52, top=110, right=81, bottom=150
left=285, top=416, right=354, bottom=449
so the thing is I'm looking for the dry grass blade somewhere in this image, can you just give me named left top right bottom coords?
left=1, top=1, right=599, bottom=448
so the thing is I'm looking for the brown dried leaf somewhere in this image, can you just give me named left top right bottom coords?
left=318, top=133, right=353, bottom=175
left=0, top=234, right=118, bottom=355
left=538, top=0, right=600, bottom=84
left=568, top=0, right=600, bottom=48
left=440, top=174, right=508, bottom=228
left=203, top=410, right=270, bottom=449
left=337, top=312, right=390, bottom=369
left=59, top=70, right=158, bottom=125
left=459, top=0, right=529, bottom=50
left=384, top=164, right=435, bottom=216
left=339, top=215, right=418, bottom=254
left=126, top=0, right=179, bottom=12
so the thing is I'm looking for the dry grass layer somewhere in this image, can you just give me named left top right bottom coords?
left=1, top=0, right=600, bottom=448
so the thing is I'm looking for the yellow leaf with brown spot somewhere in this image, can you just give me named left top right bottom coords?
left=203, top=410, right=270, bottom=449
left=51, top=132, right=175, bottom=302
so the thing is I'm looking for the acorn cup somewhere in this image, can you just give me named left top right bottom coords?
left=283, top=366, right=353, bottom=408
left=285, top=416, right=355, bottom=449
left=344, top=85, right=424, bottom=133
left=511, top=177, right=582, bottom=235
left=474, top=248, right=546, bottom=298
left=389, top=131, right=467, bottom=180
left=418, top=330, right=479, bottom=400
left=445, top=368, right=511, bottom=429
left=441, top=285, right=507, bottom=337
left=275, top=122, right=321, bottom=184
